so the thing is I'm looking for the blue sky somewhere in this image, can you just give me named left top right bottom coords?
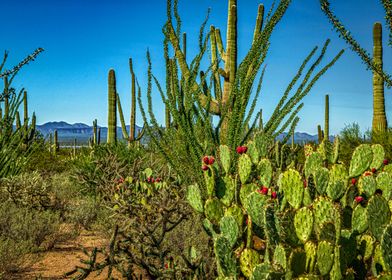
left=2, top=0, right=391, bottom=134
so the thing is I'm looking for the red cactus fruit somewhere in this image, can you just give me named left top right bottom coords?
left=383, top=159, right=389, bottom=165
left=242, top=146, right=248, bottom=153
left=202, top=165, right=209, bottom=171
left=147, top=177, right=152, bottom=183
left=271, top=191, right=277, bottom=199
left=151, top=178, right=155, bottom=183
left=303, top=180, right=307, bottom=188
left=371, top=168, right=377, bottom=173
left=164, top=263, right=168, bottom=269
left=208, top=156, right=215, bottom=165
left=236, top=146, right=243, bottom=154
left=261, top=186, right=268, bottom=195
left=351, top=178, right=357, bottom=185
left=236, top=146, right=248, bottom=154
left=355, top=196, right=364, bottom=203
left=202, top=156, right=210, bottom=165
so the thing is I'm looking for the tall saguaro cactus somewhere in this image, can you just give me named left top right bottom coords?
left=107, top=69, right=117, bottom=144
left=372, top=22, right=387, bottom=133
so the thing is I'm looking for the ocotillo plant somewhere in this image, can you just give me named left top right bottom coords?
left=107, top=69, right=117, bottom=144
left=372, top=22, right=387, bottom=133
left=139, top=0, right=343, bottom=186
left=320, top=0, right=392, bottom=88
left=116, top=59, right=145, bottom=145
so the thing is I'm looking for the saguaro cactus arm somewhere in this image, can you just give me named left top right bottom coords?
left=107, top=69, right=117, bottom=144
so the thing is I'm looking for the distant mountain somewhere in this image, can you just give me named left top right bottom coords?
left=36, top=121, right=143, bottom=145
left=36, top=121, right=330, bottom=145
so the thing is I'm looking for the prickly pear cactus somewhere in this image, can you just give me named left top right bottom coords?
left=304, top=241, right=317, bottom=273
left=239, top=154, right=252, bottom=184
left=370, top=144, right=385, bottom=170
left=313, top=167, right=329, bottom=195
left=214, top=236, right=237, bottom=277
left=204, top=198, right=224, bottom=224
left=349, top=144, right=373, bottom=177
left=381, top=224, right=392, bottom=271
left=244, top=192, right=268, bottom=227
left=376, top=172, right=392, bottom=200
left=247, top=141, right=259, bottom=164
left=316, top=241, right=335, bottom=276
left=240, top=248, right=260, bottom=278
left=358, top=175, right=377, bottom=197
left=278, top=169, right=303, bottom=209
left=304, top=152, right=323, bottom=179
left=258, top=158, right=272, bottom=187
left=367, top=195, right=391, bottom=241
left=220, top=215, right=239, bottom=248
left=326, top=164, right=347, bottom=200
left=219, top=145, right=231, bottom=174
left=187, top=184, right=204, bottom=213
left=273, top=244, right=287, bottom=270
left=352, top=205, right=368, bottom=234
left=294, top=207, right=314, bottom=243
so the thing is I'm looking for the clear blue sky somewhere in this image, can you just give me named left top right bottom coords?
left=2, top=0, right=391, bottom=134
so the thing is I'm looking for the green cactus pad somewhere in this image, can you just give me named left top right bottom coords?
left=244, top=192, right=268, bottom=227
left=202, top=218, right=217, bottom=238
left=352, top=205, right=368, bottom=234
left=220, top=215, right=239, bottom=248
left=204, top=167, right=216, bottom=197
left=372, top=244, right=388, bottom=275
left=358, top=175, right=377, bottom=197
left=264, top=203, right=279, bottom=245
left=357, top=234, right=375, bottom=261
left=367, top=195, right=391, bottom=241
left=217, top=176, right=235, bottom=206
left=349, top=144, right=373, bottom=177
left=250, top=264, right=284, bottom=280
left=326, top=164, right=347, bottom=201
left=304, top=152, right=323, bottom=179
left=383, top=164, right=392, bottom=176
left=370, top=144, right=385, bottom=171
left=257, top=158, right=273, bottom=187
left=278, top=169, right=304, bottom=209
left=219, top=145, right=231, bottom=174
left=214, top=236, right=237, bottom=277
left=240, top=183, right=258, bottom=206
left=329, top=246, right=342, bottom=280
left=276, top=209, right=301, bottom=247
left=376, top=172, right=392, bottom=200
left=225, top=204, right=243, bottom=229
left=240, top=248, right=261, bottom=278
left=289, top=248, right=307, bottom=277
left=303, top=187, right=313, bottom=206
left=186, top=184, right=204, bottom=213
left=304, top=241, right=317, bottom=273
left=381, top=224, right=392, bottom=271
left=313, top=167, right=329, bottom=195
left=239, top=154, right=253, bottom=184
left=204, top=198, right=224, bottom=224
left=273, top=244, right=287, bottom=270
left=316, top=241, right=335, bottom=276
left=317, top=222, right=336, bottom=244
left=248, top=141, right=259, bottom=164
left=313, top=197, right=337, bottom=228
left=294, top=207, right=314, bottom=243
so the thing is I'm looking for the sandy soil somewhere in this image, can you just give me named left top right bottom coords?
left=9, top=230, right=124, bottom=280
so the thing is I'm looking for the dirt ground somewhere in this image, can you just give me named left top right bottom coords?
left=9, top=230, right=124, bottom=280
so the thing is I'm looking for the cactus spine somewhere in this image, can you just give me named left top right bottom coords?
left=107, top=69, right=117, bottom=144
left=372, top=22, right=387, bottom=133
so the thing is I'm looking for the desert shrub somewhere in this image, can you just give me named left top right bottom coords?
left=0, top=237, right=31, bottom=277
left=71, top=143, right=146, bottom=198
left=65, top=196, right=101, bottom=230
left=0, top=202, right=61, bottom=249
left=338, top=123, right=364, bottom=164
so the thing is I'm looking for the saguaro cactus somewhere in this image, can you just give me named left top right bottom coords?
left=372, top=22, right=387, bottom=133
left=107, top=69, right=117, bottom=144
left=92, top=119, right=98, bottom=146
